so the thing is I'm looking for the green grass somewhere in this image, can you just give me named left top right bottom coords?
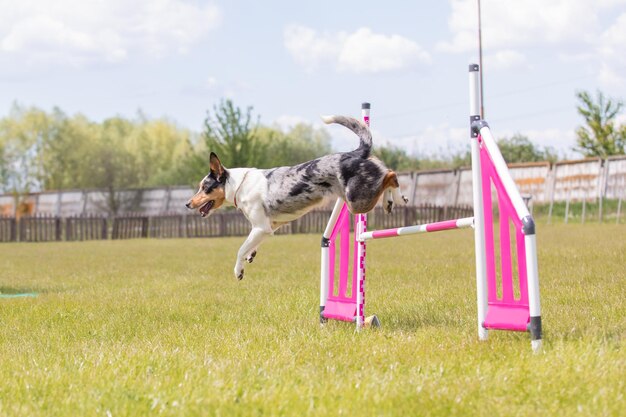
left=532, top=198, right=624, bottom=224
left=1, top=224, right=624, bottom=416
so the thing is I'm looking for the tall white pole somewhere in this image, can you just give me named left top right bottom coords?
left=355, top=102, right=370, bottom=330
left=477, top=0, right=485, bottom=119
left=469, top=64, right=488, bottom=341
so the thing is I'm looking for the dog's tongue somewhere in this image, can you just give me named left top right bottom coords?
left=200, top=201, right=214, bottom=216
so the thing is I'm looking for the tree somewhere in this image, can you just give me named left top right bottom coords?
left=257, top=123, right=332, bottom=168
left=201, top=99, right=265, bottom=168
left=37, top=110, right=100, bottom=190
left=496, top=134, right=556, bottom=163
left=372, top=145, right=420, bottom=171
left=575, top=90, right=626, bottom=157
left=124, top=116, right=194, bottom=187
left=0, top=104, right=52, bottom=194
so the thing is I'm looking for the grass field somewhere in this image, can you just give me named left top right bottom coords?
left=1, top=223, right=624, bottom=416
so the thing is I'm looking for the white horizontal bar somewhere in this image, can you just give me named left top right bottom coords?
left=359, top=217, right=474, bottom=241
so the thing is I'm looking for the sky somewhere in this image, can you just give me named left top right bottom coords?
left=2, top=0, right=626, bottom=159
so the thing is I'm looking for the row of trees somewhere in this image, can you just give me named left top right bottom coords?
left=0, top=101, right=332, bottom=196
left=1, top=90, right=625, bottom=204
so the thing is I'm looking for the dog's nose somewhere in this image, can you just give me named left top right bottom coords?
left=185, top=201, right=192, bottom=209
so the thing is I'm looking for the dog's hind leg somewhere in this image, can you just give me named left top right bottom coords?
left=234, top=227, right=271, bottom=280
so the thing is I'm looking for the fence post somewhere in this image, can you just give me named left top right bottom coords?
left=617, top=196, right=622, bottom=225
left=565, top=190, right=571, bottom=224
left=55, top=217, right=62, bottom=241
left=66, top=217, right=72, bottom=241
left=582, top=197, right=586, bottom=224
left=410, top=172, right=418, bottom=206
left=142, top=217, right=149, bottom=238
left=453, top=169, right=462, bottom=207
left=179, top=215, right=185, bottom=238
left=547, top=163, right=556, bottom=224
left=111, top=217, right=118, bottom=239
left=219, top=213, right=226, bottom=236
left=102, top=217, right=108, bottom=240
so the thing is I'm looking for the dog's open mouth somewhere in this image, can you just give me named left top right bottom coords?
left=199, top=200, right=214, bottom=217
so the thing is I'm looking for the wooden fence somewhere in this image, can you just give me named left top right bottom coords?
left=0, top=204, right=474, bottom=243
left=0, top=215, right=17, bottom=242
left=111, top=215, right=149, bottom=240
left=18, top=214, right=62, bottom=242
left=65, top=215, right=108, bottom=241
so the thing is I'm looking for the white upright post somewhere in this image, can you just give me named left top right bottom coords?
left=469, top=64, right=489, bottom=341
left=525, top=233, right=543, bottom=353
left=355, top=102, right=370, bottom=330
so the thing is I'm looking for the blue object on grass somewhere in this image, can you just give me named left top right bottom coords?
left=0, top=292, right=38, bottom=298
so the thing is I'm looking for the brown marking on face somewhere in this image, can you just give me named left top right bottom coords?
left=348, top=170, right=400, bottom=214
left=188, top=183, right=226, bottom=217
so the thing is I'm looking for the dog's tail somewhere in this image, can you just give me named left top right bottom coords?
left=321, top=115, right=372, bottom=157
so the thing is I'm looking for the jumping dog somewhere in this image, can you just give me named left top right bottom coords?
left=186, top=115, right=408, bottom=280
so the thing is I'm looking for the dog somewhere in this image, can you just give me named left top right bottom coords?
left=186, top=115, right=408, bottom=280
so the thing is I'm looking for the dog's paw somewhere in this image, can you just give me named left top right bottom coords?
left=402, top=195, right=409, bottom=204
left=246, top=250, right=257, bottom=263
left=234, top=264, right=245, bottom=280
left=385, top=200, right=393, bottom=214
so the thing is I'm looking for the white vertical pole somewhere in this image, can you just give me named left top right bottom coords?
left=617, top=196, right=622, bottom=224
left=355, top=102, right=370, bottom=330
left=469, top=64, right=488, bottom=341
left=525, top=234, right=542, bottom=353
left=582, top=196, right=586, bottom=224
left=320, top=245, right=330, bottom=321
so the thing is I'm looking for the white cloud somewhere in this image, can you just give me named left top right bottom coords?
left=439, top=0, right=626, bottom=84
left=598, top=12, right=626, bottom=88
left=485, top=50, right=527, bottom=70
left=283, top=25, right=341, bottom=72
left=438, top=0, right=602, bottom=53
left=0, top=0, right=221, bottom=67
left=206, top=76, right=218, bottom=89
left=284, top=25, right=430, bottom=74
left=272, top=114, right=310, bottom=131
left=375, top=124, right=468, bottom=157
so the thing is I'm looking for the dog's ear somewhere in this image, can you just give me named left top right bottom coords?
left=210, top=152, right=226, bottom=182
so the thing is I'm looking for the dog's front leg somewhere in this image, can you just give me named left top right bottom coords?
left=392, top=187, right=409, bottom=205
left=234, top=227, right=271, bottom=280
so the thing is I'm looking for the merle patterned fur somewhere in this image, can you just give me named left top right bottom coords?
left=262, top=116, right=388, bottom=216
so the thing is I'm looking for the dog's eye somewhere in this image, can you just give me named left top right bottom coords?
left=203, top=183, right=215, bottom=194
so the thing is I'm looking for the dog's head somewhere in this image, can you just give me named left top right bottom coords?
left=186, top=152, right=229, bottom=217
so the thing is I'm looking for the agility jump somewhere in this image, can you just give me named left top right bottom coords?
left=319, top=64, right=543, bottom=352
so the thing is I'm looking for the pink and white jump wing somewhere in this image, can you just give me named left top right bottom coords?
left=318, top=64, right=542, bottom=352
